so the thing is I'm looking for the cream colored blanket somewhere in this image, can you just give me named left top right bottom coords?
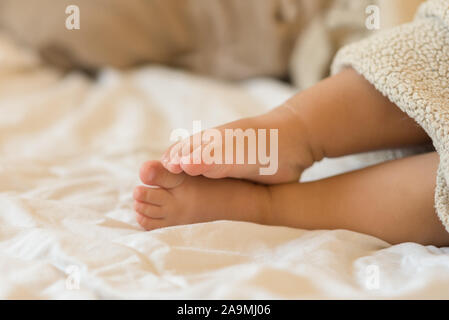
left=1, top=33, right=449, bottom=299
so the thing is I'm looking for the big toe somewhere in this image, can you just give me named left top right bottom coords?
left=140, top=160, right=185, bottom=188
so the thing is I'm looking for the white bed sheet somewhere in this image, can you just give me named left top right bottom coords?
left=1, top=33, right=448, bottom=299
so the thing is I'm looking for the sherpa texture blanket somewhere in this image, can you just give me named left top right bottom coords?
left=332, top=0, right=449, bottom=233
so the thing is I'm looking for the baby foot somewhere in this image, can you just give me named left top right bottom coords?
left=161, top=105, right=319, bottom=184
left=133, top=161, right=271, bottom=230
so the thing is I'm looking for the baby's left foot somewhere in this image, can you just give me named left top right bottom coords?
left=161, top=105, right=318, bottom=184
left=133, top=161, right=271, bottom=230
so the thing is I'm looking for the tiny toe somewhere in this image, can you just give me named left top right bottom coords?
left=134, top=201, right=165, bottom=219
left=179, top=141, right=216, bottom=176
left=136, top=212, right=166, bottom=231
left=133, top=186, right=170, bottom=206
left=200, top=164, right=229, bottom=179
left=179, top=161, right=210, bottom=176
left=140, top=160, right=185, bottom=188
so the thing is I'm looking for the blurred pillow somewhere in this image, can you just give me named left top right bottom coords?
left=0, top=0, right=324, bottom=79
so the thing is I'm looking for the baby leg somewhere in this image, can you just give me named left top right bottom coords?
left=136, top=153, right=448, bottom=246
left=284, top=68, right=431, bottom=159
left=161, top=68, right=431, bottom=183
left=267, top=152, right=449, bottom=246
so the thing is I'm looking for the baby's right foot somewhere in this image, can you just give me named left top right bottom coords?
left=134, top=161, right=272, bottom=230
left=161, top=104, right=321, bottom=184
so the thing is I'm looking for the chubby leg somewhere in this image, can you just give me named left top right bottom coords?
left=288, top=67, right=431, bottom=159
left=136, top=153, right=449, bottom=246
left=161, top=68, right=430, bottom=183
left=268, top=152, right=449, bottom=246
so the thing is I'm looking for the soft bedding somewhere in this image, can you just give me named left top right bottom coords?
left=1, top=33, right=449, bottom=299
